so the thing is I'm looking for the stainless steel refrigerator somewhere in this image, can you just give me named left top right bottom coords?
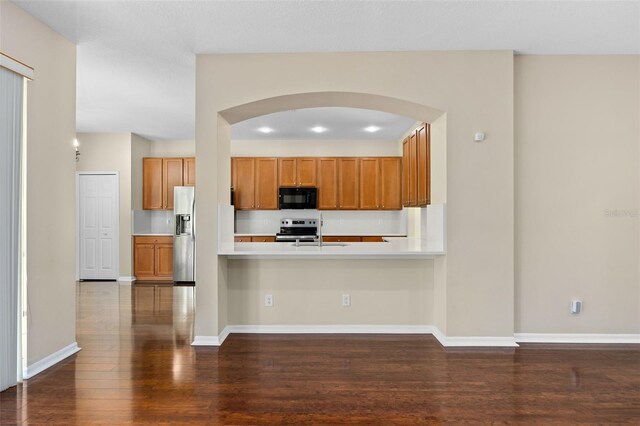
left=173, top=186, right=195, bottom=283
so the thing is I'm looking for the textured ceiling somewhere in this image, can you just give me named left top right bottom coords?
left=13, top=0, right=640, bottom=141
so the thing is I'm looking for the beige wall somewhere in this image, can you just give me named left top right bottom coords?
left=231, top=139, right=401, bottom=157
left=1, top=1, right=77, bottom=364
left=76, top=133, right=133, bottom=277
left=131, top=134, right=151, bottom=211
left=515, top=56, right=640, bottom=334
left=149, top=139, right=195, bottom=157
left=197, top=51, right=514, bottom=338
left=228, top=260, right=433, bottom=325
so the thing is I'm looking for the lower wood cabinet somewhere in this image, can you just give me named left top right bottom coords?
left=133, top=236, right=173, bottom=281
left=234, top=236, right=276, bottom=242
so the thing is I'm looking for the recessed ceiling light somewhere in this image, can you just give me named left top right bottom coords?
left=364, top=126, right=381, bottom=133
left=256, top=126, right=274, bottom=133
left=310, top=126, right=327, bottom=133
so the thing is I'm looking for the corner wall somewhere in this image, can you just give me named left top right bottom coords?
left=76, top=133, right=133, bottom=277
left=196, top=51, right=514, bottom=339
left=1, top=1, right=77, bottom=365
left=514, top=56, right=640, bottom=334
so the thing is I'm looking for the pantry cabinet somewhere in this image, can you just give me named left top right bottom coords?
left=143, top=157, right=196, bottom=210
left=133, top=236, right=173, bottom=281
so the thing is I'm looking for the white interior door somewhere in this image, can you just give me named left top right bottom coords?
left=78, top=173, right=118, bottom=280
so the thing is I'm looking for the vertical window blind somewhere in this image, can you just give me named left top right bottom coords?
left=0, top=65, right=24, bottom=392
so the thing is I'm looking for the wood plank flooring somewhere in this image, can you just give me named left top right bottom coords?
left=1, top=281, right=639, bottom=424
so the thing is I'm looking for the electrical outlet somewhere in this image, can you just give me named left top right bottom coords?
left=265, top=294, right=273, bottom=307
left=342, top=294, right=351, bottom=307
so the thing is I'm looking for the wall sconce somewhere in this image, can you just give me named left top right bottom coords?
left=73, top=138, right=80, bottom=162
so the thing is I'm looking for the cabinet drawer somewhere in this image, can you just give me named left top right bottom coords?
left=251, top=236, right=275, bottom=243
left=135, top=236, right=173, bottom=244
left=361, top=236, right=384, bottom=242
left=322, top=236, right=362, bottom=243
left=234, top=236, right=252, bottom=242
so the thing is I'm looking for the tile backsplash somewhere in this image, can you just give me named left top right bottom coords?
left=235, top=209, right=408, bottom=236
left=132, top=210, right=174, bottom=234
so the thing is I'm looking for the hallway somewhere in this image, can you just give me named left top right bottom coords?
left=0, top=281, right=638, bottom=424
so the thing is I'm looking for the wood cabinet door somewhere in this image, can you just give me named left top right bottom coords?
left=338, top=158, right=359, bottom=210
left=359, top=158, right=380, bottom=210
left=255, top=158, right=278, bottom=209
left=402, top=139, right=409, bottom=207
left=183, top=157, right=196, bottom=186
left=417, top=124, right=430, bottom=206
left=408, top=132, right=418, bottom=206
left=143, top=158, right=163, bottom=210
left=278, top=158, right=297, bottom=187
left=380, top=157, right=402, bottom=210
left=155, top=243, right=174, bottom=278
left=232, top=158, right=255, bottom=209
left=317, top=158, right=338, bottom=210
left=134, top=242, right=156, bottom=277
left=297, top=158, right=317, bottom=187
left=163, top=158, right=184, bottom=210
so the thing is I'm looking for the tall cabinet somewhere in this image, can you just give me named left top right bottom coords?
left=402, top=123, right=430, bottom=207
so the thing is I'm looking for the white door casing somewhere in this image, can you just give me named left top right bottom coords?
left=77, top=173, right=118, bottom=280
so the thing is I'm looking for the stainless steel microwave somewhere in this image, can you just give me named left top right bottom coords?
left=278, top=187, right=317, bottom=209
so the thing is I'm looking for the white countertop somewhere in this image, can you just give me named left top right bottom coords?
left=219, top=237, right=444, bottom=259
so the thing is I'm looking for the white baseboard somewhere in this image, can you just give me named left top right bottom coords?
left=515, top=333, right=640, bottom=344
left=118, top=276, right=135, bottom=284
left=191, top=335, right=224, bottom=346
left=226, top=324, right=436, bottom=335
left=23, top=342, right=81, bottom=380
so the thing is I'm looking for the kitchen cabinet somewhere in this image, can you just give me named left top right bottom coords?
left=338, top=158, right=359, bottom=210
left=380, top=157, right=402, bottom=210
left=234, top=236, right=252, bottom=242
left=323, top=236, right=362, bottom=243
left=255, top=158, right=278, bottom=209
left=317, top=158, right=338, bottom=210
left=402, top=123, right=431, bottom=207
left=361, top=236, right=385, bottom=242
left=163, top=158, right=183, bottom=211
left=278, top=158, right=317, bottom=187
left=143, top=158, right=163, bottom=210
left=359, top=158, right=380, bottom=209
left=232, top=157, right=256, bottom=209
left=416, top=124, right=431, bottom=206
left=251, top=236, right=276, bottom=242
left=133, top=236, right=173, bottom=281
left=143, top=157, right=195, bottom=210
left=183, top=157, right=196, bottom=186
left=232, top=157, right=278, bottom=210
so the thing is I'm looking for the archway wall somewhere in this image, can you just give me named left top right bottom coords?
left=195, top=51, right=514, bottom=338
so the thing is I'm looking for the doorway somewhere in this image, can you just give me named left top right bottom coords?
left=76, top=172, right=119, bottom=280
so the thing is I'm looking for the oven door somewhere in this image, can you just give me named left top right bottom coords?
left=279, top=187, right=317, bottom=209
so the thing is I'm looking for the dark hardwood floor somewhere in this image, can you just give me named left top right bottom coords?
left=1, top=281, right=639, bottom=424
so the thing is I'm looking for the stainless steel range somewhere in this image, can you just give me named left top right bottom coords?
left=275, top=218, right=319, bottom=243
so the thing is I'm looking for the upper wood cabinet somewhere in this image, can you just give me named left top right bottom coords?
left=317, top=158, right=338, bottom=210
left=183, top=157, right=196, bottom=186
left=232, top=157, right=256, bottom=209
left=401, top=123, right=431, bottom=207
left=255, top=158, right=278, bottom=210
left=380, top=157, right=402, bottom=210
left=338, top=158, right=359, bottom=210
left=359, top=158, right=380, bottom=209
left=143, top=157, right=195, bottom=210
left=278, top=158, right=317, bottom=187
left=232, top=157, right=278, bottom=210
left=143, top=158, right=164, bottom=210
left=416, top=124, right=431, bottom=206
